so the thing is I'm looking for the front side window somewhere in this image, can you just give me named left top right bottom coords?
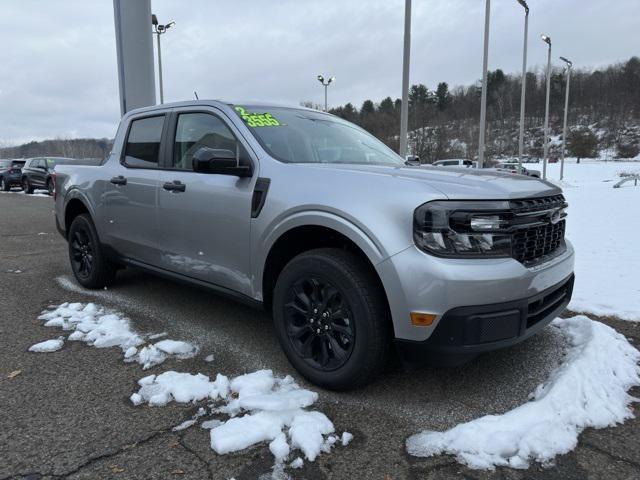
left=173, top=113, right=237, bottom=170
left=233, top=105, right=403, bottom=166
left=124, top=116, right=164, bottom=168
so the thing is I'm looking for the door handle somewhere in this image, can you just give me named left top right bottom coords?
left=163, top=180, right=186, bottom=192
left=110, top=176, right=127, bottom=186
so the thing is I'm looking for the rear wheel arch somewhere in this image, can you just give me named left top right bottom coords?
left=64, top=198, right=91, bottom=237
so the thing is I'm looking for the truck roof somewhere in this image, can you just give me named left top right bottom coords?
left=124, top=100, right=319, bottom=118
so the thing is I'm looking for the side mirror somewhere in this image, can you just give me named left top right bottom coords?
left=191, top=147, right=252, bottom=177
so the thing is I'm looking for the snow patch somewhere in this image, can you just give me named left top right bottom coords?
left=37, top=302, right=198, bottom=369
left=131, top=369, right=345, bottom=468
left=29, top=337, right=64, bottom=352
left=406, top=316, right=640, bottom=470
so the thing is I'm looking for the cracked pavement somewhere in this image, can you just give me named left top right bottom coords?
left=1, top=191, right=639, bottom=479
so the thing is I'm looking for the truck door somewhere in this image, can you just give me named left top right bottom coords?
left=103, top=114, right=164, bottom=266
left=156, top=109, right=255, bottom=296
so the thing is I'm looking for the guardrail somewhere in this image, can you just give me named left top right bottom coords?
left=613, top=175, right=640, bottom=188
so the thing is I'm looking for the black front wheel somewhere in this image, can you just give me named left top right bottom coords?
left=46, top=178, right=54, bottom=196
left=0, top=177, right=9, bottom=192
left=68, top=214, right=117, bottom=288
left=273, top=248, right=390, bottom=390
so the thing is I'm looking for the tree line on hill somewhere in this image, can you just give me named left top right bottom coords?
left=0, top=138, right=112, bottom=161
left=326, top=56, right=640, bottom=163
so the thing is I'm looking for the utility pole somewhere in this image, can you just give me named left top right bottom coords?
left=516, top=0, right=529, bottom=167
left=399, top=0, right=411, bottom=159
left=541, top=34, right=552, bottom=180
left=560, top=56, right=573, bottom=181
left=478, top=0, right=491, bottom=168
left=316, top=75, right=335, bottom=112
left=151, top=14, right=175, bottom=105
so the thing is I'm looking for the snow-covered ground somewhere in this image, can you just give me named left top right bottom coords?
left=407, top=315, right=640, bottom=469
left=543, top=160, right=640, bottom=321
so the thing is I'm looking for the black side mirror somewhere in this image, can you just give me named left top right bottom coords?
left=192, top=147, right=252, bottom=177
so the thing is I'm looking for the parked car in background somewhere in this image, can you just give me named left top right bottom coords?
left=494, top=162, right=541, bottom=178
left=0, top=159, right=26, bottom=191
left=433, top=159, right=477, bottom=168
left=21, top=157, right=76, bottom=194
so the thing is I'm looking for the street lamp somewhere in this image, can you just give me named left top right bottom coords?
left=477, top=0, right=491, bottom=169
left=559, top=56, right=573, bottom=181
left=317, top=75, right=335, bottom=112
left=516, top=0, right=529, bottom=168
left=399, top=0, right=412, bottom=159
left=151, top=14, right=175, bottom=104
left=541, top=34, right=552, bottom=180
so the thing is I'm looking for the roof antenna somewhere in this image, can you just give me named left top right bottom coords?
left=194, top=91, right=199, bottom=100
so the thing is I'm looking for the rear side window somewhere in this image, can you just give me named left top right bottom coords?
left=124, top=116, right=164, bottom=168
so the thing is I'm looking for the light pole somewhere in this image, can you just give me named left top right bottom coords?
left=317, top=75, right=335, bottom=112
left=516, top=0, right=529, bottom=168
left=151, top=14, right=175, bottom=104
left=559, top=56, right=572, bottom=181
left=399, top=0, right=412, bottom=159
left=477, top=0, right=491, bottom=168
left=541, top=34, right=552, bottom=180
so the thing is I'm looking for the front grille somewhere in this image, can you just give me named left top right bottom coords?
left=510, top=194, right=566, bottom=214
left=509, top=194, right=567, bottom=266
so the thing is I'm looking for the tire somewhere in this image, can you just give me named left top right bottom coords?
left=272, top=248, right=389, bottom=390
left=68, top=214, right=117, bottom=289
left=22, top=177, right=33, bottom=194
left=46, top=178, right=54, bottom=196
left=0, top=177, right=9, bottom=192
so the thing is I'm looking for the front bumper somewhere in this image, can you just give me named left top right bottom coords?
left=395, top=273, right=574, bottom=364
left=376, top=239, right=575, bottom=343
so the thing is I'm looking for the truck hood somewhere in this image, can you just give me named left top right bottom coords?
left=297, top=163, right=561, bottom=199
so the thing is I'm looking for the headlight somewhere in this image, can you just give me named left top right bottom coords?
left=413, top=201, right=513, bottom=258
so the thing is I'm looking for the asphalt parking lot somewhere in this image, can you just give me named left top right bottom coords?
left=1, top=190, right=639, bottom=480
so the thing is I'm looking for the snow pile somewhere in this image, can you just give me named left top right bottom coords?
left=36, top=302, right=197, bottom=368
left=29, top=337, right=64, bottom=352
left=406, top=315, right=640, bottom=470
left=131, top=369, right=350, bottom=468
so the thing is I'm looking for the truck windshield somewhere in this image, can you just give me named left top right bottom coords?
left=233, top=105, right=404, bottom=166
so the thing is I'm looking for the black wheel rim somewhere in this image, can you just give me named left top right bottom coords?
left=284, top=277, right=355, bottom=371
left=71, top=229, right=94, bottom=279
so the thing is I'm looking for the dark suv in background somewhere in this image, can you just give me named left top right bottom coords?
left=0, top=159, right=26, bottom=191
left=21, top=157, right=75, bottom=194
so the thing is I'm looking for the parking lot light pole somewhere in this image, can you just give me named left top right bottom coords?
left=151, top=14, right=175, bottom=104
left=316, top=75, right=335, bottom=112
left=477, top=0, right=491, bottom=169
left=541, top=34, right=552, bottom=180
left=516, top=0, right=529, bottom=168
left=559, top=56, right=573, bottom=181
left=399, top=0, right=412, bottom=159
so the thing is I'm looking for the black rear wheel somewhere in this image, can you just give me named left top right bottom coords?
left=46, top=178, right=54, bottom=196
left=273, top=248, right=389, bottom=390
left=0, top=177, right=9, bottom=192
left=22, top=177, right=33, bottom=194
left=68, top=214, right=117, bottom=288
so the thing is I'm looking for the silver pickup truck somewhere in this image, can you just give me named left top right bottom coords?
left=53, top=100, right=575, bottom=390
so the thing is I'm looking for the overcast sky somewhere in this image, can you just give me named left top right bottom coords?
left=1, top=0, right=638, bottom=145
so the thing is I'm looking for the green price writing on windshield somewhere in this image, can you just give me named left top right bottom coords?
left=234, top=106, right=282, bottom=127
